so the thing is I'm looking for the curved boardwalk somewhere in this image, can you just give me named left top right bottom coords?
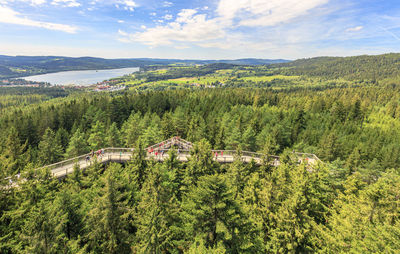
left=47, top=148, right=281, bottom=179
left=5, top=137, right=321, bottom=186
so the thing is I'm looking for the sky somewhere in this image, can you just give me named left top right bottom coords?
left=0, top=0, right=400, bottom=60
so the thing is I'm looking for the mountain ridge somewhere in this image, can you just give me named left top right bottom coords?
left=0, top=55, right=289, bottom=79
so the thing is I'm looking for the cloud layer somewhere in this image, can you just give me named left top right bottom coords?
left=0, top=5, right=78, bottom=33
left=120, top=0, right=330, bottom=49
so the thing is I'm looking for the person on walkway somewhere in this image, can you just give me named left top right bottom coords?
left=86, top=154, right=90, bottom=163
left=101, top=148, right=105, bottom=157
left=91, top=150, right=94, bottom=158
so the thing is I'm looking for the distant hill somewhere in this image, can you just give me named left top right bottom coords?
left=272, top=53, right=400, bottom=82
left=0, top=55, right=289, bottom=79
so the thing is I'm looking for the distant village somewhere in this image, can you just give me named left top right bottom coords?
left=0, top=79, right=50, bottom=87
left=94, top=79, right=126, bottom=92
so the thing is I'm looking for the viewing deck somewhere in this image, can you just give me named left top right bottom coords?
left=5, top=137, right=322, bottom=184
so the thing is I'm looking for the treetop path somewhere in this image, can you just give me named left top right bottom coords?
left=5, top=137, right=322, bottom=185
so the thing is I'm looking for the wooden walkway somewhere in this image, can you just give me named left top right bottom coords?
left=5, top=137, right=321, bottom=184
left=46, top=150, right=319, bottom=179
left=46, top=149, right=276, bottom=179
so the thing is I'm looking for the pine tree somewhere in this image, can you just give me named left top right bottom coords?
left=55, top=128, right=69, bottom=153
left=49, top=189, right=84, bottom=252
left=134, top=163, right=182, bottom=253
left=225, top=126, right=242, bottom=150
left=22, top=200, right=56, bottom=254
left=38, top=128, right=64, bottom=165
left=0, top=127, right=26, bottom=174
left=85, top=164, right=130, bottom=253
left=121, top=112, right=142, bottom=147
left=181, top=174, right=254, bottom=252
left=242, top=125, right=256, bottom=151
left=126, top=138, right=148, bottom=189
left=87, top=121, right=106, bottom=150
left=65, top=128, right=89, bottom=158
left=185, top=139, right=218, bottom=186
left=106, top=122, right=121, bottom=148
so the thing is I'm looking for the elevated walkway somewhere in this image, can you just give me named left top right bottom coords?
left=6, top=137, right=322, bottom=184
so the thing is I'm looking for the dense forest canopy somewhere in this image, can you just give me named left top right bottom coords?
left=273, top=53, right=400, bottom=83
left=1, top=55, right=400, bottom=253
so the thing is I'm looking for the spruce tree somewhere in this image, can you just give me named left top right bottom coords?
left=38, top=127, right=63, bottom=165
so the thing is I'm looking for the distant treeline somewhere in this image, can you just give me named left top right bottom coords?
left=0, top=55, right=288, bottom=79
left=272, top=53, right=400, bottom=82
left=136, top=63, right=237, bottom=82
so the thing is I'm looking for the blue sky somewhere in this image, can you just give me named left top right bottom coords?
left=0, top=0, right=400, bottom=59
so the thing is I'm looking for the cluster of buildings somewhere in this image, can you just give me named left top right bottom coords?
left=0, top=79, right=46, bottom=87
left=191, top=82, right=225, bottom=88
left=94, top=85, right=127, bottom=92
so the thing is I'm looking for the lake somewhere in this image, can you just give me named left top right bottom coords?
left=22, top=67, right=140, bottom=86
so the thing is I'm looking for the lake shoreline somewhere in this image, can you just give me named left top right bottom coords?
left=21, top=67, right=140, bottom=86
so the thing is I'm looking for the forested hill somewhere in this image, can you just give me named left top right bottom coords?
left=273, top=53, right=400, bottom=82
left=0, top=55, right=288, bottom=79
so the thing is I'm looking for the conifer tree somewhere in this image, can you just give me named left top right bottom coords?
left=121, top=112, right=142, bottom=147
left=38, top=127, right=63, bottom=165
left=185, top=139, right=218, bottom=186
left=0, top=127, right=26, bottom=174
left=134, top=163, right=182, bottom=253
left=85, top=164, right=130, bottom=253
left=181, top=174, right=254, bottom=253
left=106, top=122, right=121, bottom=147
left=65, top=128, right=88, bottom=158
left=88, top=121, right=106, bottom=150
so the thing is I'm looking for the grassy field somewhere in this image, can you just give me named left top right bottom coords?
left=240, top=75, right=300, bottom=82
left=112, top=65, right=366, bottom=91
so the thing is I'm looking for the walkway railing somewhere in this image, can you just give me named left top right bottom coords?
left=3, top=146, right=321, bottom=186
left=37, top=148, right=320, bottom=174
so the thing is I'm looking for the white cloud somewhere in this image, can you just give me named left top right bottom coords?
left=163, top=14, right=173, bottom=20
left=163, top=1, right=172, bottom=7
left=176, top=9, right=198, bottom=23
left=31, top=0, right=46, bottom=5
left=346, top=26, right=363, bottom=32
left=380, top=27, right=400, bottom=42
left=51, top=0, right=80, bottom=7
left=128, top=0, right=329, bottom=49
left=0, top=5, right=78, bottom=33
left=117, top=19, right=125, bottom=23
left=120, top=8, right=225, bottom=46
left=118, top=0, right=136, bottom=11
left=118, top=29, right=128, bottom=36
left=0, top=0, right=47, bottom=5
left=217, top=0, right=329, bottom=27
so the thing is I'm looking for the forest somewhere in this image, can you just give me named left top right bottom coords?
left=1, top=56, right=400, bottom=253
left=0, top=55, right=287, bottom=79
left=113, top=53, right=400, bottom=92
